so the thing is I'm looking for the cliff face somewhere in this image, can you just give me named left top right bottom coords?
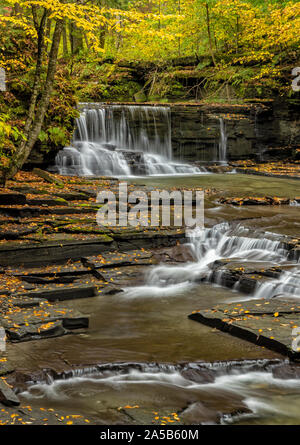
left=170, top=100, right=300, bottom=163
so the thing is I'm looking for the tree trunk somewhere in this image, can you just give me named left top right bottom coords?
left=69, top=22, right=83, bottom=55
left=205, top=2, right=216, bottom=67
left=62, top=20, right=69, bottom=56
left=24, top=7, right=48, bottom=136
left=4, top=20, right=63, bottom=180
left=236, top=15, right=239, bottom=54
left=45, top=18, right=52, bottom=53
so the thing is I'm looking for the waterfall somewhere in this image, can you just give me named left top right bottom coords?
left=218, top=118, right=228, bottom=164
left=55, top=104, right=204, bottom=176
left=124, top=223, right=300, bottom=300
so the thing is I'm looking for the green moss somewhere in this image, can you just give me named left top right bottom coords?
left=54, top=197, right=68, bottom=204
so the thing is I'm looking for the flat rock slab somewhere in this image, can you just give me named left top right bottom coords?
left=189, top=299, right=300, bottom=360
left=53, top=192, right=90, bottom=201
left=0, top=236, right=115, bottom=266
left=6, top=319, right=89, bottom=342
left=1, top=302, right=89, bottom=342
left=0, top=206, right=97, bottom=218
left=0, top=379, right=20, bottom=406
left=0, top=231, right=185, bottom=266
left=14, top=285, right=97, bottom=301
left=56, top=223, right=110, bottom=235
left=82, top=250, right=154, bottom=269
left=8, top=262, right=91, bottom=277
left=26, top=198, right=68, bottom=206
left=6, top=320, right=67, bottom=342
left=0, top=225, right=38, bottom=240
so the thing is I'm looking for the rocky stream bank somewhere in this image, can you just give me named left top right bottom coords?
left=0, top=166, right=299, bottom=424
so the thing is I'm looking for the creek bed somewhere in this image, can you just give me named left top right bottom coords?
left=3, top=173, right=300, bottom=424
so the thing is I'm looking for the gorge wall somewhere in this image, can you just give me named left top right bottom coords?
left=170, top=100, right=300, bottom=163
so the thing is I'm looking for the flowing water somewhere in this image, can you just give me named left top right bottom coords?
left=18, top=105, right=300, bottom=423
left=55, top=105, right=205, bottom=176
left=14, top=212, right=300, bottom=424
left=124, top=222, right=299, bottom=300
left=18, top=359, right=300, bottom=425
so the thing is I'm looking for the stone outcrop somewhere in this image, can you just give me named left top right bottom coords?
left=170, top=101, right=300, bottom=163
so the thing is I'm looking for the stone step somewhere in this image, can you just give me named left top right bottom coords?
left=14, top=285, right=97, bottom=301
left=82, top=250, right=154, bottom=269
left=0, top=379, right=20, bottom=407
left=0, top=230, right=185, bottom=266
left=0, top=236, right=115, bottom=266
left=0, top=206, right=97, bottom=218
left=189, top=300, right=300, bottom=360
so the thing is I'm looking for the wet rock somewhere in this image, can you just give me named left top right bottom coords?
left=209, top=261, right=277, bottom=294
left=102, top=143, right=117, bottom=151
left=166, top=244, right=196, bottom=263
left=6, top=320, right=67, bottom=342
left=62, top=317, right=89, bottom=330
left=0, top=205, right=98, bottom=218
left=219, top=196, right=291, bottom=206
left=288, top=248, right=300, bottom=262
left=181, top=367, right=215, bottom=384
left=0, top=380, right=20, bottom=407
left=272, top=363, right=300, bottom=380
left=180, top=402, right=220, bottom=424
left=98, top=284, right=123, bottom=295
left=10, top=371, right=33, bottom=393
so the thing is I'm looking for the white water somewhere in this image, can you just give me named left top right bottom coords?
left=55, top=105, right=204, bottom=176
left=124, top=223, right=300, bottom=300
left=19, top=361, right=300, bottom=424
left=255, top=268, right=300, bottom=300
left=290, top=200, right=300, bottom=207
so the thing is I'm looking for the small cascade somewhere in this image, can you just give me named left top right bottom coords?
left=20, top=359, right=300, bottom=425
left=254, top=268, right=300, bottom=300
left=55, top=104, right=204, bottom=176
left=124, top=223, right=299, bottom=299
left=290, top=200, right=300, bottom=207
left=218, top=117, right=228, bottom=164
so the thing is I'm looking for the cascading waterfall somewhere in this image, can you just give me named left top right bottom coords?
left=55, top=104, right=204, bottom=176
left=124, top=223, right=300, bottom=300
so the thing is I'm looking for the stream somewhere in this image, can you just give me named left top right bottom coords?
left=6, top=175, right=298, bottom=425
left=7, top=105, right=300, bottom=424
